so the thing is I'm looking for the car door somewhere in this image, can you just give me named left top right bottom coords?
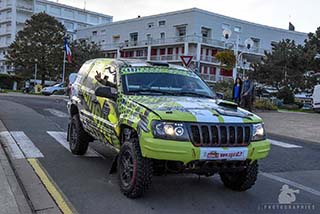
left=93, top=62, right=120, bottom=148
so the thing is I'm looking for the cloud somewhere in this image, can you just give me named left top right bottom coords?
left=50, top=0, right=319, bottom=33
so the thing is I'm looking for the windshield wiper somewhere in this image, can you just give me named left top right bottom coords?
left=175, top=91, right=214, bottom=99
left=129, top=89, right=176, bottom=95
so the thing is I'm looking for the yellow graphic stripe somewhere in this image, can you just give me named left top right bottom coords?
left=27, top=158, right=74, bottom=214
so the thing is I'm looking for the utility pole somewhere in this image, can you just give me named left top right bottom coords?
left=34, top=63, right=37, bottom=84
left=62, top=50, right=66, bottom=83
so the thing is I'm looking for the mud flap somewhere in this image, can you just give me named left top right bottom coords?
left=109, top=155, right=118, bottom=174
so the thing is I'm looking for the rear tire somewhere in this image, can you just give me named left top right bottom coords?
left=69, top=114, right=90, bottom=155
left=118, top=137, right=153, bottom=198
left=219, top=161, right=258, bottom=191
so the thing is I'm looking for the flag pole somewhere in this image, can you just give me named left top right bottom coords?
left=62, top=50, right=66, bottom=83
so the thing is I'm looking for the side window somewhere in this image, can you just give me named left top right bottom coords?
left=75, top=61, right=94, bottom=84
left=84, top=61, right=107, bottom=90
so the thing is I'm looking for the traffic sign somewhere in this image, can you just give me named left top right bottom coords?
left=180, top=55, right=193, bottom=67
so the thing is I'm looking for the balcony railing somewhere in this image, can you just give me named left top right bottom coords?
left=200, top=55, right=220, bottom=64
left=101, top=35, right=267, bottom=56
left=150, top=54, right=196, bottom=61
left=16, top=4, right=33, bottom=12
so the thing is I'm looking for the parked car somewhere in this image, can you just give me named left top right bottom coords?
left=41, top=82, right=66, bottom=95
left=67, top=58, right=270, bottom=198
left=312, top=85, right=320, bottom=112
left=67, top=73, right=78, bottom=98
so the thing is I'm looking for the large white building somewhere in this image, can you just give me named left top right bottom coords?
left=77, top=8, right=308, bottom=81
left=0, top=0, right=112, bottom=73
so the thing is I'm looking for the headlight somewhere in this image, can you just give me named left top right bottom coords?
left=151, top=121, right=189, bottom=141
left=252, top=123, right=266, bottom=141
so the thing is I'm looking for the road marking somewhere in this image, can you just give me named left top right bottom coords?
left=28, top=158, right=74, bottom=214
left=44, top=108, right=68, bottom=118
left=261, top=172, right=320, bottom=197
left=47, top=131, right=99, bottom=157
left=269, top=139, right=302, bottom=148
left=10, top=131, right=44, bottom=158
left=0, top=131, right=24, bottom=159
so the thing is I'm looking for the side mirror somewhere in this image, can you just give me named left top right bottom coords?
left=216, top=92, right=224, bottom=99
left=95, top=86, right=117, bottom=99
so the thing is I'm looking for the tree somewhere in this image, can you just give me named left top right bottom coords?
left=252, top=39, right=308, bottom=96
left=215, top=50, right=236, bottom=70
left=6, top=12, right=65, bottom=85
left=65, top=39, right=104, bottom=77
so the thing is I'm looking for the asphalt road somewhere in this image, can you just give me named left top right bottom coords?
left=0, top=93, right=319, bottom=214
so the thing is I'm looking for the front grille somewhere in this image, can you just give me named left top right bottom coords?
left=187, top=123, right=252, bottom=147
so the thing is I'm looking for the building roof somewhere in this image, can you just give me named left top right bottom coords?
left=40, top=0, right=113, bottom=19
left=78, top=7, right=307, bottom=36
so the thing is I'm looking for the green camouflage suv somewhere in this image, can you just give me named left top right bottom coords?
left=67, top=58, right=270, bottom=198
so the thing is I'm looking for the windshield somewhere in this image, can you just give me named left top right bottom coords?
left=122, top=70, right=216, bottom=98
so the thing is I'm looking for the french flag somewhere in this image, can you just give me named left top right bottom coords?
left=64, top=38, right=72, bottom=63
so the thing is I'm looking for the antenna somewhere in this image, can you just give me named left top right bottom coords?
left=84, top=0, right=86, bottom=10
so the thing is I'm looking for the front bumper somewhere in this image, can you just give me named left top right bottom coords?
left=140, top=132, right=270, bottom=164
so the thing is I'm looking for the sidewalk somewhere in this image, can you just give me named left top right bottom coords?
left=257, top=111, right=320, bottom=143
left=0, top=143, right=32, bottom=214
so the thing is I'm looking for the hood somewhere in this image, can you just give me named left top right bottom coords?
left=129, top=96, right=262, bottom=123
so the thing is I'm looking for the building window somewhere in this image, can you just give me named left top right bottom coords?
left=160, top=48, right=165, bottom=55
left=222, top=23, right=230, bottom=30
left=136, top=50, right=144, bottom=57
left=50, top=6, right=61, bottom=16
left=167, top=48, right=173, bottom=55
left=36, top=3, right=46, bottom=12
left=90, top=15, right=99, bottom=24
left=160, top=32, right=165, bottom=40
left=92, top=31, right=97, bottom=36
left=176, top=25, right=186, bottom=39
left=147, top=22, right=154, bottom=28
left=234, top=26, right=241, bottom=32
left=101, top=30, right=106, bottom=35
left=159, top=20, right=166, bottom=27
left=64, top=8, right=74, bottom=18
left=130, top=32, right=138, bottom=45
left=78, top=12, right=86, bottom=22
left=251, top=37, right=261, bottom=48
left=64, top=21, right=74, bottom=31
left=201, top=27, right=211, bottom=42
left=112, top=35, right=120, bottom=43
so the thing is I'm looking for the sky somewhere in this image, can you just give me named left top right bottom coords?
left=52, top=0, right=319, bottom=33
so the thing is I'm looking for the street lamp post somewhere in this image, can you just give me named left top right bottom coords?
left=222, top=29, right=253, bottom=80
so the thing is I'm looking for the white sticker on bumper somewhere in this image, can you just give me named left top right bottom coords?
left=200, top=147, right=248, bottom=160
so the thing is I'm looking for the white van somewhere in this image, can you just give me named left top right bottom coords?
left=313, top=85, right=320, bottom=112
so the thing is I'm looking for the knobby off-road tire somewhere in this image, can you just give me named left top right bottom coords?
left=118, top=138, right=153, bottom=198
left=69, top=114, right=90, bottom=155
left=219, top=161, right=258, bottom=191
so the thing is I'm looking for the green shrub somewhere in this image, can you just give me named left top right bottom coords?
left=209, top=79, right=234, bottom=101
left=254, top=99, right=278, bottom=110
left=277, top=87, right=295, bottom=104
left=281, top=104, right=300, bottom=110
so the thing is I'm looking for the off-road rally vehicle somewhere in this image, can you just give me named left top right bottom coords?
left=67, top=58, right=270, bottom=198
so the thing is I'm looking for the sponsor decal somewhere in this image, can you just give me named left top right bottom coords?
left=200, top=147, right=248, bottom=160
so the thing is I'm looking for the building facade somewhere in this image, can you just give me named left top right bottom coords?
left=76, top=8, right=308, bottom=82
left=0, top=0, right=112, bottom=73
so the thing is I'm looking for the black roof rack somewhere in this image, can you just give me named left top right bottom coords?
left=147, top=61, right=169, bottom=67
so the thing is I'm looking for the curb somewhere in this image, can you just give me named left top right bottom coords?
left=0, top=120, right=63, bottom=214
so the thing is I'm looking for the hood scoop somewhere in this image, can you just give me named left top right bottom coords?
left=215, top=100, right=252, bottom=119
left=216, top=99, right=238, bottom=109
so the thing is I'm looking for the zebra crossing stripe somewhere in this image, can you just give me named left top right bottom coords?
left=0, top=131, right=25, bottom=159
left=10, top=131, right=44, bottom=158
left=44, top=108, right=69, bottom=118
left=269, top=139, right=302, bottom=148
left=47, top=131, right=99, bottom=157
